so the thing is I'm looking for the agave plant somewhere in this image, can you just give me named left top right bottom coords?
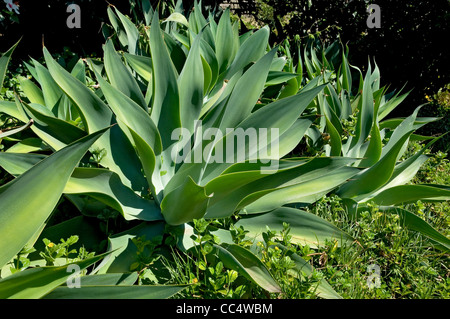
left=0, top=1, right=448, bottom=299
left=286, top=38, right=450, bottom=249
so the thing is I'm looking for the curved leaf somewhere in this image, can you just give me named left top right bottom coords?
left=0, top=128, right=108, bottom=269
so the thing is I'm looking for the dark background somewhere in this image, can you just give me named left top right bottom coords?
left=1, top=0, right=449, bottom=117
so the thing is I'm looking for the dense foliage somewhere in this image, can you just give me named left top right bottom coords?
left=0, top=0, right=448, bottom=299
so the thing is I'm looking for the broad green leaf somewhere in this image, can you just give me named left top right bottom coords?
left=368, top=185, right=450, bottom=206
left=43, top=284, right=189, bottom=299
left=215, top=243, right=281, bottom=293
left=215, top=9, right=237, bottom=74
left=18, top=76, right=45, bottom=105
left=341, top=49, right=352, bottom=93
left=378, top=207, right=450, bottom=251
left=358, top=122, right=382, bottom=167
left=149, top=10, right=181, bottom=149
left=218, top=48, right=277, bottom=131
left=43, top=47, right=148, bottom=191
left=204, top=157, right=356, bottom=219
left=114, top=8, right=140, bottom=54
left=265, top=71, right=299, bottom=86
left=32, top=58, right=64, bottom=110
left=0, top=40, right=19, bottom=90
left=0, top=119, right=33, bottom=139
left=103, top=40, right=147, bottom=110
left=161, top=176, right=211, bottom=225
left=164, top=12, right=189, bottom=27
left=93, top=222, right=165, bottom=274
left=244, top=166, right=358, bottom=213
left=0, top=153, right=162, bottom=222
left=0, top=101, right=26, bottom=122
left=5, top=137, right=47, bottom=153
left=93, top=67, right=161, bottom=191
left=378, top=91, right=410, bottom=120
left=17, top=99, right=87, bottom=151
left=0, top=128, right=108, bottom=269
left=337, top=132, right=413, bottom=200
left=0, top=152, right=46, bottom=176
left=225, top=26, right=270, bottom=80
left=178, top=30, right=204, bottom=133
left=237, top=207, right=354, bottom=248
left=123, top=52, right=153, bottom=83
left=0, top=252, right=110, bottom=299
left=325, top=116, right=342, bottom=157
left=64, top=168, right=163, bottom=222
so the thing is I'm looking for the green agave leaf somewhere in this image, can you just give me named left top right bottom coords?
left=217, top=48, right=277, bottom=131
left=64, top=168, right=163, bottom=222
left=141, top=0, right=154, bottom=25
left=0, top=252, right=110, bottom=299
left=32, top=58, right=64, bottom=110
left=17, top=99, right=87, bottom=151
left=277, top=117, right=314, bottom=158
left=378, top=206, right=450, bottom=251
left=149, top=10, right=181, bottom=149
left=225, top=26, right=270, bottom=80
left=0, top=152, right=46, bottom=175
left=337, top=131, right=413, bottom=200
left=265, top=71, right=299, bottom=86
left=164, top=12, right=189, bottom=28
left=236, top=207, right=354, bottom=248
left=0, top=119, right=33, bottom=139
left=123, top=52, right=153, bottom=83
left=163, top=29, right=188, bottom=74
left=18, top=76, right=45, bottom=105
left=380, top=106, right=423, bottom=161
left=276, top=244, right=342, bottom=299
left=178, top=30, right=204, bottom=134
left=374, top=135, right=446, bottom=197
left=43, top=47, right=148, bottom=191
left=42, top=47, right=111, bottom=132
left=161, top=176, right=211, bottom=226
left=5, top=137, right=47, bottom=153
left=349, top=65, right=374, bottom=157
left=340, top=49, right=352, bottom=94
left=244, top=166, right=359, bottom=213
left=43, top=284, right=189, bottom=299
left=368, top=185, right=450, bottom=206
left=324, top=115, right=342, bottom=157
left=0, top=128, right=109, bottom=269
left=93, top=65, right=161, bottom=192
left=358, top=121, right=382, bottom=167
left=61, top=272, right=138, bottom=286
left=107, top=7, right=128, bottom=48
left=215, top=9, right=238, bottom=74
left=379, top=116, right=439, bottom=131
left=0, top=101, right=26, bottom=122
left=215, top=243, right=281, bottom=293
left=0, top=153, right=162, bottom=222
left=204, top=157, right=356, bottom=219
left=103, top=40, right=147, bottom=110
left=378, top=90, right=410, bottom=121
left=114, top=8, right=140, bottom=54
left=0, top=39, right=19, bottom=89
left=93, top=222, right=165, bottom=274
